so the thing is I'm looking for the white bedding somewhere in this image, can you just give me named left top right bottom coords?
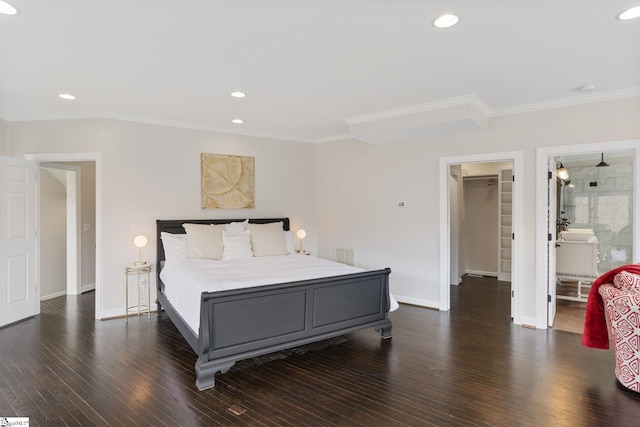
left=159, top=254, right=398, bottom=336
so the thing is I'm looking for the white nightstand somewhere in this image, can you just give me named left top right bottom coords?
left=125, top=263, right=152, bottom=322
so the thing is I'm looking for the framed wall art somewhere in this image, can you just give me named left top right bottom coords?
left=201, top=153, right=255, bottom=209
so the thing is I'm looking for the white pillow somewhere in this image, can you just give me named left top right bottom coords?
left=160, top=232, right=188, bottom=263
left=222, top=230, right=253, bottom=260
left=245, top=222, right=288, bottom=257
left=183, top=223, right=225, bottom=259
left=224, top=219, right=248, bottom=236
left=284, top=230, right=295, bottom=254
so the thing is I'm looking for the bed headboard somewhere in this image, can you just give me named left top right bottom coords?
left=155, top=217, right=290, bottom=267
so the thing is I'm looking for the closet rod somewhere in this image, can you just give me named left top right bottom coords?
left=462, top=174, right=498, bottom=181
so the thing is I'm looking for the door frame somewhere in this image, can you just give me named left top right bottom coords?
left=535, top=139, right=640, bottom=329
left=439, top=151, right=524, bottom=325
left=25, top=152, right=102, bottom=320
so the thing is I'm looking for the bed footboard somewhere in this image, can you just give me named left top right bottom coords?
left=195, top=268, right=392, bottom=390
left=156, top=218, right=392, bottom=391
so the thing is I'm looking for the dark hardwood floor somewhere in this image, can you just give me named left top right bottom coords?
left=1, top=276, right=639, bottom=426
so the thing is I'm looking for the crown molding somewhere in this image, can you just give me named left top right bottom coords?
left=3, top=88, right=639, bottom=144
left=344, top=94, right=491, bottom=125
left=99, top=113, right=317, bottom=143
left=490, top=87, right=640, bottom=117
left=6, top=112, right=317, bottom=144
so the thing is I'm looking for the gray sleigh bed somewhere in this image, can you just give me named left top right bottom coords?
left=156, top=218, right=393, bottom=390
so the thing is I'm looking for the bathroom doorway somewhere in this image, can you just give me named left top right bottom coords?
left=537, top=140, right=640, bottom=330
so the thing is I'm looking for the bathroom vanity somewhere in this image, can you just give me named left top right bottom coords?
left=556, top=229, right=599, bottom=302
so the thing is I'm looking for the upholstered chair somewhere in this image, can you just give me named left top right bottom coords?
left=598, top=270, right=640, bottom=393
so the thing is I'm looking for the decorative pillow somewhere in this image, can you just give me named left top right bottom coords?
left=245, top=222, right=288, bottom=257
left=613, top=270, right=640, bottom=294
left=224, top=219, right=248, bottom=236
left=222, top=230, right=253, bottom=260
left=284, top=230, right=295, bottom=254
left=160, top=232, right=188, bottom=263
left=182, top=223, right=225, bottom=260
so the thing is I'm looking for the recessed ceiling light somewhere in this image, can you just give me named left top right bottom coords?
left=230, top=91, right=246, bottom=98
left=618, top=6, right=640, bottom=20
left=231, top=119, right=244, bottom=124
left=58, top=93, right=76, bottom=100
left=0, top=1, right=17, bottom=15
left=433, top=14, right=459, bottom=29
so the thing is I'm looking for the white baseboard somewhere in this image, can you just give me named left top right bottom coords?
left=81, top=283, right=95, bottom=293
left=99, top=308, right=125, bottom=319
left=40, top=290, right=67, bottom=301
left=519, top=316, right=540, bottom=329
left=465, top=269, right=498, bottom=277
left=393, top=295, right=440, bottom=310
left=99, top=307, right=157, bottom=320
left=41, top=283, right=96, bottom=301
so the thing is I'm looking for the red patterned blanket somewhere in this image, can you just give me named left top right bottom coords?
left=582, top=264, right=640, bottom=349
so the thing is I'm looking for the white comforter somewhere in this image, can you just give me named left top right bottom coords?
left=159, top=254, right=398, bottom=335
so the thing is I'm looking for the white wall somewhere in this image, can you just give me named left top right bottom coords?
left=0, top=118, right=8, bottom=155
left=316, top=96, right=640, bottom=317
left=40, top=169, right=67, bottom=299
left=9, top=118, right=317, bottom=318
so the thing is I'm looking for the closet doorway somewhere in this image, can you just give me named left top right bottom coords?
left=439, top=151, right=523, bottom=324
left=459, top=162, right=513, bottom=282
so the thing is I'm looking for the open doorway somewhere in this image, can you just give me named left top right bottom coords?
left=547, top=150, right=635, bottom=333
left=449, top=161, right=514, bottom=319
left=439, top=151, right=523, bottom=325
left=536, top=140, right=640, bottom=330
left=39, top=162, right=96, bottom=301
left=26, top=152, right=102, bottom=320
left=460, top=162, right=512, bottom=279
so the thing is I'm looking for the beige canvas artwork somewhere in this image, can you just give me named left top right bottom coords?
left=201, top=153, right=255, bottom=209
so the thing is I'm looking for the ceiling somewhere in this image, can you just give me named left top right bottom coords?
left=1, top=0, right=639, bottom=143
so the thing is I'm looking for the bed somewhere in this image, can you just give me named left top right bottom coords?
left=155, top=218, right=393, bottom=390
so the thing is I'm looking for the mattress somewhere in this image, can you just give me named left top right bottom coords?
left=159, top=254, right=398, bottom=336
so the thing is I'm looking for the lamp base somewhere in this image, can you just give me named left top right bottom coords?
left=295, top=250, right=309, bottom=255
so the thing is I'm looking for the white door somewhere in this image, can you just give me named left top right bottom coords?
left=0, top=156, right=38, bottom=327
left=547, top=157, right=558, bottom=327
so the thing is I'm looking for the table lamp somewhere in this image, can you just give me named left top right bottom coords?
left=296, top=229, right=307, bottom=254
left=133, top=234, right=148, bottom=265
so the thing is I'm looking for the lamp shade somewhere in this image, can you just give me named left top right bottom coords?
left=557, top=166, right=569, bottom=181
left=133, top=235, right=148, bottom=248
left=296, top=229, right=307, bottom=240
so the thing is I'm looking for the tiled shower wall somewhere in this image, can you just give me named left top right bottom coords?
left=561, top=159, right=633, bottom=273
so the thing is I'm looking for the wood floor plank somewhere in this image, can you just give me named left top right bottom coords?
left=1, top=276, right=639, bottom=426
